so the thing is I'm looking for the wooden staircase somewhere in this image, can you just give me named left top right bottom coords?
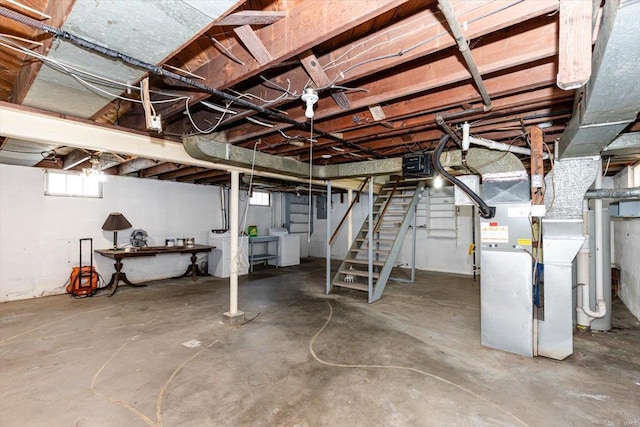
left=329, top=178, right=426, bottom=302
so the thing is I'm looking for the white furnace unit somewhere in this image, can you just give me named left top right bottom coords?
left=267, top=227, right=300, bottom=267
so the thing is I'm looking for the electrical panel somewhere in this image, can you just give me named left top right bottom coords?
left=402, top=153, right=434, bottom=178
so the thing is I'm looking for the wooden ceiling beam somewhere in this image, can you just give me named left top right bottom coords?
left=106, top=158, right=159, bottom=175
left=62, top=149, right=90, bottom=170
left=177, top=169, right=228, bottom=182
left=140, top=162, right=180, bottom=178
left=132, top=0, right=410, bottom=127
left=237, top=57, right=561, bottom=155
left=157, top=166, right=207, bottom=180
left=172, top=0, right=558, bottom=135
left=9, top=0, right=76, bottom=104
left=225, top=18, right=560, bottom=144
left=175, top=0, right=558, bottom=133
left=215, top=10, right=286, bottom=26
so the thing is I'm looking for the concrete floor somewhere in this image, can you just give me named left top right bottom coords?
left=1, top=258, right=639, bottom=427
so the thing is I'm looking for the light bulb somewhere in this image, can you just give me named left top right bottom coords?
left=301, top=88, right=319, bottom=119
left=434, top=175, right=443, bottom=189
left=305, top=100, right=315, bottom=119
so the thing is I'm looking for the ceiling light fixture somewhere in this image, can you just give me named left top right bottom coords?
left=434, top=175, right=443, bottom=189
left=83, top=155, right=106, bottom=181
left=301, top=88, right=319, bottom=119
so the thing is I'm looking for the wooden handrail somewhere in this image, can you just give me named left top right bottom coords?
left=329, top=177, right=370, bottom=245
left=372, top=177, right=400, bottom=235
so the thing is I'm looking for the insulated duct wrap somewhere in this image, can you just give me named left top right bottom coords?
left=439, top=148, right=526, bottom=176
left=544, top=157, right=599, bottom=219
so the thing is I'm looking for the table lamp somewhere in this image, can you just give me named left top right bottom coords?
left=102, top=212, right=132, bottom=250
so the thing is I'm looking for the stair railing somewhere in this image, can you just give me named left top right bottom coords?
left=328, top=176, right=370, bottom=246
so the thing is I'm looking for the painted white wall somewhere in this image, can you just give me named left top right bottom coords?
left=312, top=188, right=475, bottom=275
left=612, top=166, right=640, bottom=320
left=0, top=164, right=222, bottom=302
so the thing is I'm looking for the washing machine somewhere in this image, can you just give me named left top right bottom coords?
left=208, top=230, right=249, bottom=278
left=268, top=227, right=300, bottom=267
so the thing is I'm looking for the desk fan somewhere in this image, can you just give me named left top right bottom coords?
left=130, top=229, right=148, bottom=247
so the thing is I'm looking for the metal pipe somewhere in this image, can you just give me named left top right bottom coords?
left=437, top=0, right=492, bottom=111
left=435, top=115, right=462, bottom=147
left=468, top=135, right=550, bottom=159
left=0, top=6, right=384, bottom=159
left=585, top=187, right=640, bottom=199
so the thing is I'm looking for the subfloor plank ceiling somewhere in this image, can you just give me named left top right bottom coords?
left=0, top=0, right=638, bottom=186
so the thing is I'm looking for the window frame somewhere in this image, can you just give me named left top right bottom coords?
left=44, top=170, right=104, bottom=198
left=249, top=190, right=270, bottom=206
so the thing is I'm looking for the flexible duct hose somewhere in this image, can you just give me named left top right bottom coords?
left=432, top=134, right=495, bottom=219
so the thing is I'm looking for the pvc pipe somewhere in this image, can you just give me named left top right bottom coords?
left=576, top=237, right=592, bottom=327
left=468, top=136, right=550, bottom=159
left=229, top=170, right=240, bottom=315
left=592, top=161, right=607, bottom=318
left=462, top=122, right=471, bottom=151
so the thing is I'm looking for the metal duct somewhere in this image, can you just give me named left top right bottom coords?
left=603, top=132, right=640, bottom=157
left=558, top=0, right=640, bottom=158
left=544, top=156, right=600, bottom=219
left=439, top=148, right=526, bottom=175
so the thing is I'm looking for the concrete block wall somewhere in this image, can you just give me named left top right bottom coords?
left=612, top=166, right=640, bottom=320
left=312, top=190, right=474, bottom=275
left=0, top=164, right=222, bottom=301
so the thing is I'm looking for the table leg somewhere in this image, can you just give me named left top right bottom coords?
left=108, top=258, right=146, bottom=297
left=175, top=252, right=208, bottom=280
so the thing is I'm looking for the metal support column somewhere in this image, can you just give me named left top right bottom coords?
left=326, top=180, right=332, bottom=294
left=367, top=178, right=374, bottom=303
left=224, top=170, right=244, bottom=321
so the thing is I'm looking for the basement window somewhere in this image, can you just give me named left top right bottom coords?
left=45, top=170, right=103, bottom=198
left=249, top=190, right=270, bottom=206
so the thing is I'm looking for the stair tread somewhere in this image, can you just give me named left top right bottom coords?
left=332, top=281, right=369, bottom=291
left=344, top=258, right=385, bottom=266
left=339, top=269, right=380, bottom=278
left=350, top=248, right=390, bottom=253
left=357, top=238, right=394, bottom=243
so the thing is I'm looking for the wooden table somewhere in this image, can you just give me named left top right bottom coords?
left=95, top=244, right=214, bottom=296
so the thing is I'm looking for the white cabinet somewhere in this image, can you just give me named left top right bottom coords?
left=208, top=231, right=248, bottom=278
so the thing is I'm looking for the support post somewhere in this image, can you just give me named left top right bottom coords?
left=326, top=180, right=332, bottom=294
left=368, top=178, right=374, bottom=302
left=224, top=170, right=244, bottom=323
left=347, top=189, right=353, bottom=250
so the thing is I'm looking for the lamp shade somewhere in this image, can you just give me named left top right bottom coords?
left=102, top=212, right=132, bottom=231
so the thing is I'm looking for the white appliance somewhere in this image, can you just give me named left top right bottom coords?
left=268, top=227, right=300, bottom=267
left=208, top=230, right=249, bottom=278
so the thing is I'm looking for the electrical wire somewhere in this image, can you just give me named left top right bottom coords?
left=0, top=35, right=189, bottom=106
left=207, top=34, right=244, bottom=65
left=322, top=0, right=520, bottom=82
left=433, top=134, right=495, bottom=218
left=184, top=97, right=230, bottom=134
left=0, top=7, right=385, bottom=159
left=543, top=141, right=556, bottom=213
left=309, top=300, right=530, bottom=427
